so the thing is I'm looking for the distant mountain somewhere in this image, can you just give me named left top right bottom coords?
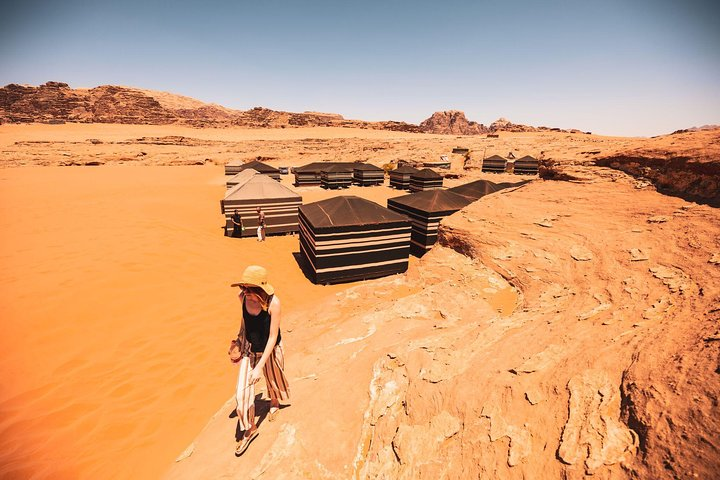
left=671, top=125, right=720, bottom=135
left=0, top=81, right=584, bottom=135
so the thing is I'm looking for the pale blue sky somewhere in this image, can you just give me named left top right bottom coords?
left=1, top=0, right=718, bottom=136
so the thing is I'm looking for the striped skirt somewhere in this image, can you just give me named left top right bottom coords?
left=235, top=339, right=290, bottom=431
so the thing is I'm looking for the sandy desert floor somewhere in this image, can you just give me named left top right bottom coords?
left=1, top=123, right=717, bottom=479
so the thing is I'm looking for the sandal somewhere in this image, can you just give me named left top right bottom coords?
left=267, top=407, right=279, bottom=422
left=235, top=430, right=259, bottom=456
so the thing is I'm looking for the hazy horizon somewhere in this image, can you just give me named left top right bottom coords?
left=2, top=0, right=719, bottom=137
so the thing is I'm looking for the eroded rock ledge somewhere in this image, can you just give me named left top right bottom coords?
left=166, top=171, right=719, bottom=480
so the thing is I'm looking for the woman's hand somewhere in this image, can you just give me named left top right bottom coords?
left=229, top=340, right=242, bottom=363
left=249, top=367, right=262, bottom=385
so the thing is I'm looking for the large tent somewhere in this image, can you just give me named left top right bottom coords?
left=352, top=163, right=385, bottom=186
left=482, top=155, right=507, bottom=173
left=220, top=173, right=302, bottom=237
left=409, top=168, right=443, bottom=192
left=387, top=190, right=473, bottom=256
left=389, top=165, right=420, bottom=190
left=513, top=155, right=539, bottom=175
left=293, top=162, right=354, bottom=186
left=298, top=196, right=412, bottom=284
left=321, top=164, right=354, bottom=189
left=293, top=162, right=325, bottom=186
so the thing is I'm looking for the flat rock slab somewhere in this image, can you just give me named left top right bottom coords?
left=629, top=248, right=649, bottom=261
left=570, top=245, right=593, bottom=261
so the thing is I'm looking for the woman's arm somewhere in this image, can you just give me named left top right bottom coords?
left=249, top=296, right=281, bottom=382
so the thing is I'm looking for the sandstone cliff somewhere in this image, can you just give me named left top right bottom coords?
left=0, top=82, right=421, bottom=132
left=594, top=128, right=720, bottom=206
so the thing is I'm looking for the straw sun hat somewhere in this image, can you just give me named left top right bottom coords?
left=230, top=265, right=274, bottom=296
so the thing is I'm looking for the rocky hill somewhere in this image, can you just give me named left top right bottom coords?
left=419, top=110, right=489, bottom=134
left=2, top=82, right=579, bottom=135
left=0, top=82, right=422, bottom=131
left=417, top=111, right=589, bottom=135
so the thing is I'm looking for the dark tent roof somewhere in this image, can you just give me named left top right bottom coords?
left=448, top=179, right=529, bottom=200
left=448, top=179, right=501, bottom=199
left=300, top=196, right=409, bottom=232
left=484, top=155, right=507, bottom=161
left=392, top=166, right=420, bottom=174
left=238, top=160, right=279, bottom=174
left=411, top=168, right=442, bottom=179
left=352, top=163, right=384, bottom=171
left=321, top=163, right=354, bottom=173
left=515, top=155, right=538, bottom=162
left=388, top=189, right=473, bottom=214
left=295, top=162, right=356, bottom=173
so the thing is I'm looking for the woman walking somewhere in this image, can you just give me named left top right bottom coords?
left=228, top=265, right=290, bottom=456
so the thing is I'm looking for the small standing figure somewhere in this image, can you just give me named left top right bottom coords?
left=256, top=207, right=266, bottom=241
left=231, top=209, right=244, bottom=238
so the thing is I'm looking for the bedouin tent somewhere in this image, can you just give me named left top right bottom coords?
left=226, top=168, right=259, bottom=189
left=293, top=162, right=354, bottom=186
left=513, top=155, right=539, bottom=175
left=220, top=172, right=302, bottom=237
left=352, top=163, right=385, bottom=186
left=298, top=196, right=412, bottom=284
left=389, top=165, right=420, bottom=190
left=387, top=189, right=473, bottom=256
left=481, top=155, right=507, bottom=173
left=293, top=162, right=325, bottom=186
left=321, top=164, right=354, bottom=189
left=409, top=168, right=443, bottom=192
left=236, top=160, right=281, bottom=181
left=447, top=178, right=529, bottom=200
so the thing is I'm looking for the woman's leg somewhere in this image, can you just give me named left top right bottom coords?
left=262, top=343, right=290, bottom=411
left=257, top=226, right=262, bottom=241
left=235, top=355, right=256, bottom=432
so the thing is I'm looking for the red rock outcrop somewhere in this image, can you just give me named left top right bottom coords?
left=419, top=110, right=488, bottom=135
left=0, top=82, right=423, bottom=132
left=595, top=128, right=720, bottom=205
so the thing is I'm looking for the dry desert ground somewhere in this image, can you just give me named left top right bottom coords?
left=0, top=123, right=718, bottom=479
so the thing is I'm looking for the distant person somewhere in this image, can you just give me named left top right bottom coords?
left=256, top=207, right=266, bottom=241
left=231, top=210, right=244, bottom=237
left=228, top=265, right=289, bottom=456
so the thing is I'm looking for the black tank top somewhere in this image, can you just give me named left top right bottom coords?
left=243, top=295, right=281, bottom=353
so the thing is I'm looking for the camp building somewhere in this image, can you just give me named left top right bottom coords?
left=481, top=155, right=508, bottom=173
left=221, top=172, right=302, bottom=237
left=513, top=155, right=539, bottom=175
left=389, top=166, right=420, bottom=190
left=352, top=163, right=385, bottom=186
left=320, top=164, right=354, bottom=189
left=387, top=190, right=473, bottom=256
left=409, top=168, right=443, bottom=192
left=298, top=196, right=411, bottom=284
